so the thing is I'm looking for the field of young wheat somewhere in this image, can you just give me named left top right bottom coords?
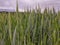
left=0, top=8, right=60, bottom=45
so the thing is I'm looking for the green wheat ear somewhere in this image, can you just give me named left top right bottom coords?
left=16, top=0, right=18, bottom=23
left=16, top=0, right=18, bottom=12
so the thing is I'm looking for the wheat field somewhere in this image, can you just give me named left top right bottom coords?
left=0, top=8, right=60, bottom=45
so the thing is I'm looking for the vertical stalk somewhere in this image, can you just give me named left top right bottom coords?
left=8, top=12, right=12, bottom=42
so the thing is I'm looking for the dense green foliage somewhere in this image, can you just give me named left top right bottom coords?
left=0, top=9, right=60, bottom=45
